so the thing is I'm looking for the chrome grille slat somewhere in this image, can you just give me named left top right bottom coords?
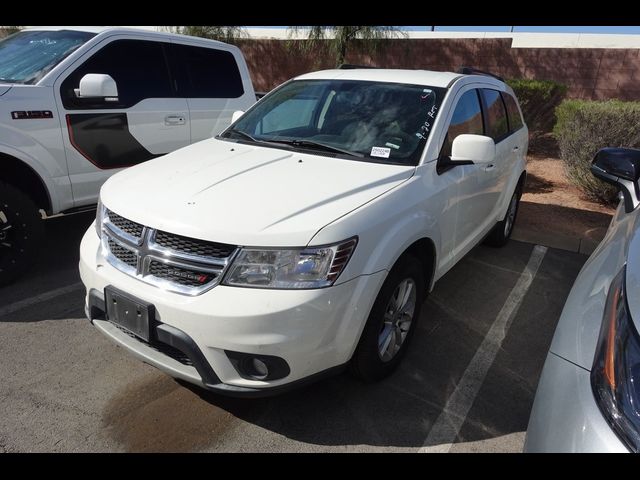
left=101, top=209, right=238, bottom=296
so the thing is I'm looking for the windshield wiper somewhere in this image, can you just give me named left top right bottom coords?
left=0, top=77, right=19, bottom=83
left=272, top=139, right=363, bottom=158
left=224, top=128, right=258, bottom=143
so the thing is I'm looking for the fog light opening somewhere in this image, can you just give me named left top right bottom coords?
left=250, top=358, right=269, bottom=379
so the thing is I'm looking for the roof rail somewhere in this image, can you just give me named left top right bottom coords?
left=338, top=64, right=379, bottom=69
left=457, top=67, right=504, bottom=82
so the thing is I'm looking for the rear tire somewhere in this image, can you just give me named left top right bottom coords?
left=0, top=182, right=44, bottom=286
left=350, top=254, right=426, bottom=382
left=484, top=184, right=522, bottom=248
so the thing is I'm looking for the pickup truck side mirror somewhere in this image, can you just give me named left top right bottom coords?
left=591, top=147, right=640, bottom=213
left=451, top=134, right=496, bottom=165
left=231, top=110, right=245, bottom=123
left=74, top=73, right=119, bottom=101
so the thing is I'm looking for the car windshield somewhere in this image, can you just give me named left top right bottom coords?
left=221, top=79, right=447, bottom=165
left=0, top=30, right=95, bottom=85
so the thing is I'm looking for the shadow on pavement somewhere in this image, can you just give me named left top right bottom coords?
left=102, top=241, right=586, bottom=451
left=0, top=211, right=94, bottom=313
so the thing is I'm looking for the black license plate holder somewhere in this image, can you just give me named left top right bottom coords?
left=104, top=286, right=154, bottom=342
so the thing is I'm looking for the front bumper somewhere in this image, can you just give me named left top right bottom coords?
left=524, top=352, right=628, bottom=452
left=79, top=225, right=386, bottom=396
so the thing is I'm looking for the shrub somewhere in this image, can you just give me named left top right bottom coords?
left=554, top=99, right=640, bottom=205
left=507, top=79, right=567, bottom=134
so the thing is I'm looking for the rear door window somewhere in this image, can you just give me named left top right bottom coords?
left=170, top=44, right=244, bottom=98
left=481, top=89, right=509, bottom=142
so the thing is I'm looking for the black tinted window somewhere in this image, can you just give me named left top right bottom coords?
left=171, top=44, right=243, bottom=98
left=502, top=92, right=524, bottom=132
left=61, top=40, right=173, bottom=109
left=482, top=89, right=509, bottom=141
left=441, top=89, right=483, bottom=157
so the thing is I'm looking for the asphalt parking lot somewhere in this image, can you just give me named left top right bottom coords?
left=0, top=212, right=587, bottom=452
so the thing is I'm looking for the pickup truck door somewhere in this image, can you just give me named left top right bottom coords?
left=167, top=42, right=257, bottom=142
left=55, top=38, right=190, bottom=208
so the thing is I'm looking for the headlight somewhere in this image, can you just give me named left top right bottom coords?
left=223, top=237, right=357, bottom=289
left=592, top=265, right=640, bottom=452
left=95, top=198, right=104, bottom=238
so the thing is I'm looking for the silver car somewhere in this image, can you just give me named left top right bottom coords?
left=525, top=147, right=640, bottom=453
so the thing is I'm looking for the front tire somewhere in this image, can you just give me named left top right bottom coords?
left=0, top=182, right=44, bottom=286
left=350, top=254, right=426, bottom=382
left=484, top=185, right=522, bottom=248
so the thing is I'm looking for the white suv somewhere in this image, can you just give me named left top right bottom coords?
left=0, top=27, right=256, bottom=285
left=79, top=67, right=528, bottom=396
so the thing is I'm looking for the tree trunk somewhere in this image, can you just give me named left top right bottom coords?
left=336, top=28, right=349, bottom=67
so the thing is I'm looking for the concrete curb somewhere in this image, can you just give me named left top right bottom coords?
left=511, top=226, right=600, bottom=256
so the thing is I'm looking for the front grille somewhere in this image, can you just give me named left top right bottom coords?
left=154, top=230, right=235, bottom=259
left=149, top=261, right=217, bottom=287
left=107, top=238, right=137, bottom=268
left=101, top=208, right=237, bottom=295
left=113, top=323, right=193, bottom=366
left=107, top=210, right=144, bottom=239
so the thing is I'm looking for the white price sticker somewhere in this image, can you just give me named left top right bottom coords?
left=370, top=147, right=391, bottom=158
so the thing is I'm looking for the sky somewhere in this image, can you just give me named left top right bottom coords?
left=253, top=26, right=640, bottom=35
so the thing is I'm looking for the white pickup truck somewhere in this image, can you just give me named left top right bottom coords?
left=0, top=26, right=257, bottom=285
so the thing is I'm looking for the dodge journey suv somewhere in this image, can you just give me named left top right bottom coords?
left=79, top=67, right=528, bottom=396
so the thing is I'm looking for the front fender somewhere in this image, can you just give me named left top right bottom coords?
left=0, top=141, right=68, bottom=213
left=310, top=176, right=444, bottom=288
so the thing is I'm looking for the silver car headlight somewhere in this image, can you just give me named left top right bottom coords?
left=95, top=198, right=104, bottom=238
left=592, top=265, right=640, bottom=452
left=223, top=237, right=357, bottom=289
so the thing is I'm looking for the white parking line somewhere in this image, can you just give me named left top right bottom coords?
left=420, top=245, right=548, bottom=453
left=0, top=282, right=84, bottom=318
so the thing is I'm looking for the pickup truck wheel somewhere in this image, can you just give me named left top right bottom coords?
left=350, top=254, right=425, bottom=382
left=484, top=186, right=521, bottom=248
left=0, top=183, right=44, bottom=286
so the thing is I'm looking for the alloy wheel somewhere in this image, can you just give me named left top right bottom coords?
left=378, top=278, right=416, bottom=362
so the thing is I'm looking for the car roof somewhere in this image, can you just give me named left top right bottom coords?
left=296, top=68, right=505, bottom=89
left=21, top=26, right=230, bottom=47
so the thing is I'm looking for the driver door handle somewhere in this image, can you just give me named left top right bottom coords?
left=484, top=163, right=495, bottom=171
left=165, top=114, right=186, bottom=126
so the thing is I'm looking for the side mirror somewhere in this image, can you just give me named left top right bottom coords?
left=451, top=134, right=496, bottom=164
left=591, top=147, right=640, bottom=213
left=75, top=73, right=119, bottom=101
left=231, top=110, right=245, bottom=123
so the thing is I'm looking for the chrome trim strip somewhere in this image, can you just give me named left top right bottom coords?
left=104, top=214, right=144, bottom=246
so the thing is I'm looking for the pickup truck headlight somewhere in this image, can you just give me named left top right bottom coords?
left=223, top=237, right=357, bottom=289
left=592, top=265, right=640, bottom=452
left=95, top=198, right=104, bottom=238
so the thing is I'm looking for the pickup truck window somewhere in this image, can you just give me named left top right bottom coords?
left=61, top=40, right=174, bottom=110
left=222, top=79, right=447, bottom=165
left=0, top=30, right=95, bottom=85
left=170, top=44, right=244, bottom=98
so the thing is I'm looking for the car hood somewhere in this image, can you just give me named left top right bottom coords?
left=101, top=138, right=415, bottom=246
left=0, top=84, right=13, bottom=96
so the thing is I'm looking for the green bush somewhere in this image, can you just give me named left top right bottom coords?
left=554, top=99, right=640, bottom=205
left=507, top=79, right=567, bottom=134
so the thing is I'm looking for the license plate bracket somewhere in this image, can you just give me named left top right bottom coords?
left=104, top=286, right=154, bottom=342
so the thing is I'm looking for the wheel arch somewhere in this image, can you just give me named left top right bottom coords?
left=0, top=152, right=52, bottom=214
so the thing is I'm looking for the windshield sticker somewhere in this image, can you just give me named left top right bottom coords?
left=415, top=104, right=439, bottom=140
left=371, top=146, right=391, bottom=158
left=385, top=142, right=400, bottom=150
